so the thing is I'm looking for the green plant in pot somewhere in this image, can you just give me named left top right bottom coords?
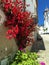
left=10, top=51, right=40, bottom=65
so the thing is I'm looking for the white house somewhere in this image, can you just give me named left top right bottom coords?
left=44, top=8, right=49, bottom=33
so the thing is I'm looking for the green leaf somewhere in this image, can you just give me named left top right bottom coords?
left=10, top=51, right=40, bottom=65
left=11, top=61, right=16, bottom=65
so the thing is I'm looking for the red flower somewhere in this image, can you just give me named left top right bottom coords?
left=12, top=33, right=16, bottom=38
left=4, top=3, right=12, bottom=12
left=6, top=25, right=19, bottom=39
left=6, top=29, right=12, bottom=34
left=6, top=35, right=12, bottom=39
left=2, top=0, right=13, bottom=3
left=14, top=25, right=19, bottom=35
left=6, top=29, right=13, bottom=39
left=2, top=0, right=36, bottom=50
left=12, top=6, right=17, bottom=15
left=6, top=0, right=9, bottom=2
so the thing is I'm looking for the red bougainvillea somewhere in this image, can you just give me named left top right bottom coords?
left=2, top=0, right=36, bottom=50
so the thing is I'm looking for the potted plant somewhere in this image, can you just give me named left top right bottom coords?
left=10, top=51, right=40, bottom=65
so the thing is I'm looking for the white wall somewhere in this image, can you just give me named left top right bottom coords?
left=26, top=0, right=37, bottom=16
left=44, top=11, right=49, bottom=33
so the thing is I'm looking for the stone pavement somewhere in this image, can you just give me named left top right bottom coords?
left=37, top=34, right=49, bottom=65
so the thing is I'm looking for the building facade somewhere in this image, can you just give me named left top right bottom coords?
left=44, top=8, right=49, bottom=33
left=25, top=0, right=38, bottom=22
left=26, top=0, right=37, bottom=16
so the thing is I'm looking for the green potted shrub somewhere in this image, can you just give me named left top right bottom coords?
left=10, top=51, right=40, bottom=65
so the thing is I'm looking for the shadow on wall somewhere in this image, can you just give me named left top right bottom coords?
left=31, top=33, right=45, bottom=52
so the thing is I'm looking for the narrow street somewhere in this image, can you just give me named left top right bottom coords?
left=37, top=34, right=49, bottom=65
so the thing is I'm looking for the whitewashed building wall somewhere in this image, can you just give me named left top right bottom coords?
left=44, top=8, right=49, bottom=33
left=26, top=0, right=37, bottom=17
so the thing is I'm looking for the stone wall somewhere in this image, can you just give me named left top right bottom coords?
left=0, top=24, right=18, bottom=60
